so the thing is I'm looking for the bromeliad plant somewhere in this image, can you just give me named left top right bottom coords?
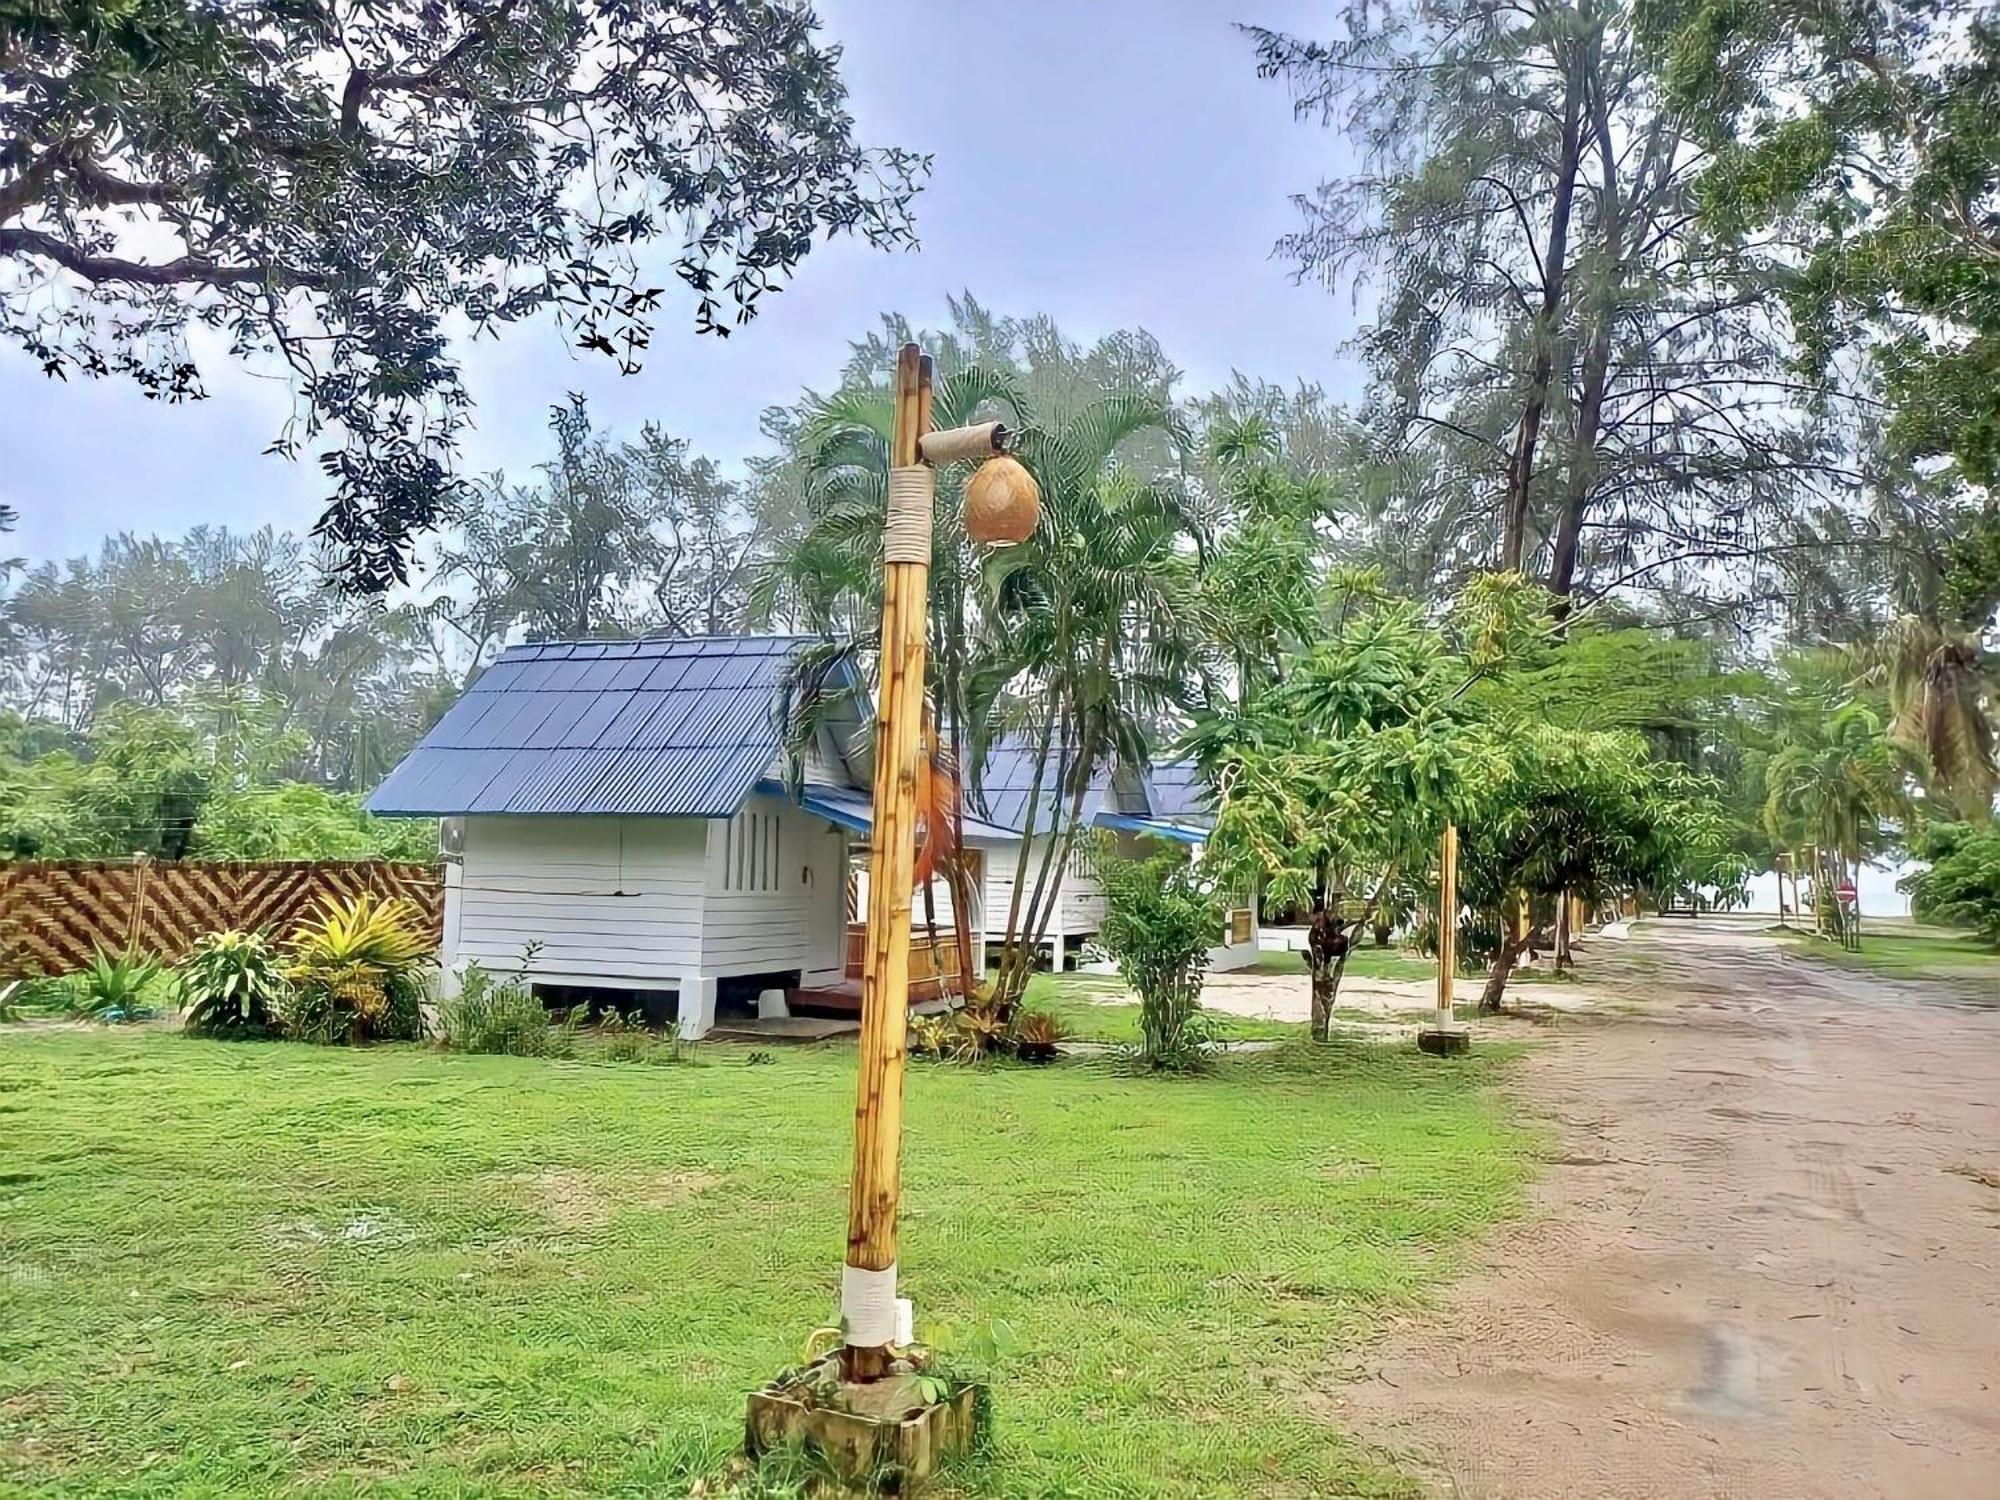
left=284, top=893, right=432, bottom=1044
left=178, top=930, right=290, bottom=1037
left=69, top=946, right=168, bottom=1022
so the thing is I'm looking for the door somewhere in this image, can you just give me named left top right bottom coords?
left=805, top=823, right=848, bottom=985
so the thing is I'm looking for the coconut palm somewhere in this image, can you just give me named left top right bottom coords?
left=1761, top=701, right=1916, bottom=878
left=1882, top=616, right=1997, bottom=823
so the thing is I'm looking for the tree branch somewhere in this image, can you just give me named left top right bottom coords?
left=0, top=226, right=328, bottom=289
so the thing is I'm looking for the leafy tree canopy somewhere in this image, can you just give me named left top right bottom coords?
left=1649, top=0, right=2000, bottom=493
left=2, top=0, right=924, bottom=589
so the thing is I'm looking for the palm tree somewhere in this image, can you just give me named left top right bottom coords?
left=977, top=395, right=1206, bottom=1004
left=759, top=364, right=1207, bottom=1007
left=1762, top=700, right=1915, bottom=885
left=1882, top=616, right=1997, bottom=823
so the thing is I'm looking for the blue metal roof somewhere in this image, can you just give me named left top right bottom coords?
left=367, top=635, right=847, bottom=817
left=1148, top=759, right=1216, bottom=826
left=758, top=779, right=1020, bottom=847
left=970, top=737, right=1115, bottom=834
left=1093, top=812, right=1206, bottom=845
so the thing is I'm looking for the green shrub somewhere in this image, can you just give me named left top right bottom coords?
left=177, top=931, right=290, bottom=1037
left=589, top=1012, right=689, bottom=1066
left=1903, top=822, right=2000, bottom=947
left=69, top=947, right=168, bottom=1022
left=283, top=893, right=432, bottom=1044
left=437, top=962, right=569, bottom=1057
left=1096, top=848, right=1223, bottom=1071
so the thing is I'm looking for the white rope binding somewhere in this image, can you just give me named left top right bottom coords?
left=884, top=466, right=934, bottom=565
left=842, top=1261, right=900, bottom=1347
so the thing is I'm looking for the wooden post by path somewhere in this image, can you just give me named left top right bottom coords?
left=843, top=344, right=935, bottom=1383
left=1419, top=824, right=1468, bottom=1055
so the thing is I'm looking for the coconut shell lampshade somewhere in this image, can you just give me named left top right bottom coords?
left=963, top=454, right=1040, bottom=546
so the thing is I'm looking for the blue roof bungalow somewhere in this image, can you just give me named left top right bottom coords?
left=367, top=634, right=1255, bottom=1037
left=365, top=634, right=1022, bottom=1038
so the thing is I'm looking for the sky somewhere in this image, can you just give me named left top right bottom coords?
left=0, top=0, right=1363, bottom=566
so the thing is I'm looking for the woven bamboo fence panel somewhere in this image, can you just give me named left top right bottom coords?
left=0, top=859, right=444, bottom=978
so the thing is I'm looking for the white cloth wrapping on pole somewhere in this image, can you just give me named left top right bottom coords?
left=842, top=1261, right=900, bottom=1347
left=884, top=466, right=935, bottom=565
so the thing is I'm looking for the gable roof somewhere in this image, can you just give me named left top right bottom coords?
left=1148, top=760, right=1216, bottom=825
left=970, top=735, right=1166, bottom=835
left=366, top=635, right=844, bottom=818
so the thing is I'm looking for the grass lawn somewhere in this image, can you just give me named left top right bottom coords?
left=1252, top=944, right=1571, bottom=989
left=1782, top=922, right=2000, bottom=995
left=1021, top=973, right=1303, bottom=1045
left=1, top=1026, right=1534, bottom=1498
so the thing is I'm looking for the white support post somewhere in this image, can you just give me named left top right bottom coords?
left=1049, top=930, right=1065, bottom=974
left=679, top=974, right=718, bottom=1040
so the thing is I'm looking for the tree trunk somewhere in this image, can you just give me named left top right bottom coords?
left=1550, top=54, right=1630, bottom=613
left=1306, top=901, right=1348, bottom=1044
left=1480, top=931, right=1525, bottom=1013
left=1555, top=890, right=1574, bottom=971
left=1500, top=42, right=1588, bottom=572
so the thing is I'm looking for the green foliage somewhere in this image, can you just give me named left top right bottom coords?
left=0, top=703, right=212, bottom=859
left=1653, top=0, right=2000, bottom=492
left=0, top=693, right=433, bottom=861
left=3, top=0, right=922, bottom=587
left=1096, top=849, right=1223, bottom=1071
left=191, top=783, right=437, bottom=862
left=1760, top=701, right=1915, bottom=868
left=68, top=946, right=168, bottom=1022
left=1903, top=823, right=2000, bottom=949
left=283, top=894, right=431, bottom=1045
left=176, top=931, right=290, bottom=1038
left=434, top=960, right=572, bottom=1058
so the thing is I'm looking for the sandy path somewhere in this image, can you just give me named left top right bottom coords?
left=1326, top=920, right=2000, bottom=1499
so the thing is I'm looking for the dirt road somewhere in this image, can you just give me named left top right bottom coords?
left=1328, top=920, right=2000, bottom=1499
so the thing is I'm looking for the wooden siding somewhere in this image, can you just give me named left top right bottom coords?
left=983, top=836, right=1103, bottom=941
left=701, top=794, right=845, bottom=977
left=453, top=816, right=706, bottom=980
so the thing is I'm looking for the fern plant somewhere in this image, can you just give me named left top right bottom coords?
left=177, top=931, right=289, bottom=1037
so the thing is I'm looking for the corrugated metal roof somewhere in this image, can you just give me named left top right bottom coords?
left=757, top=778, right=1020, bottom=847
left=968, top=735, right=1168, bottom=834
left=1149, top=759, right=1216, bottom=826
left=367, top=635, right=844, bottom=817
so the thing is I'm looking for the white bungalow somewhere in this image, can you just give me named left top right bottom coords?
left=871, top=744, right=1259, bottom=974
left=365, top=634, right=1015, bottom=1038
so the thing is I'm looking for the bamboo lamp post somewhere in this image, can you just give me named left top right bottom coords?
left=841, top=344, right=1032, bottom=1384
left=1418, top=824, right=1470, bottom=1056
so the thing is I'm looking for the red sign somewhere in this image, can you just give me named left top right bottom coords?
left=1835, top=879, right=1857, bottom=903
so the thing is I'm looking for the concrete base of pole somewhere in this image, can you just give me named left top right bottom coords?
left=747, top=1355, right=982, bottom=1493
left=1417, top=1024, right=1472, bottom=1057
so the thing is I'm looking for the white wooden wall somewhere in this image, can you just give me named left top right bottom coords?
left=982, top=836, right=1106, bottom=945
left=701, top=793, right=848, bottom=985
left=444, top=801, right=848, bottom=995
left=450, top=815, right=707, bottom=982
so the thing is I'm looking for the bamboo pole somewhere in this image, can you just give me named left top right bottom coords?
left=842, top=343, right=934, bottom=1383
left=1435, top=825, right=1458, bottom=1025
